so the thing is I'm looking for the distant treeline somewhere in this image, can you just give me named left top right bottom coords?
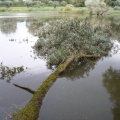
left=0, top=0, right=118, bottom=7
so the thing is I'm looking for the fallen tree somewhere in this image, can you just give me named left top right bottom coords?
left=13, top=53, right=97, bottom=120
left=13, top=18, right=113, bottom=120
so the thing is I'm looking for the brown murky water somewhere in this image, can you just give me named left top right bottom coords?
left=0, top=13, right=120, bottom=120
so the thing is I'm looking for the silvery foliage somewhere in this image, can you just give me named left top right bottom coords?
left=34, top=19, right=112, bottom=65
left=85, top=0, right=108, bottom=15
left=0, top=62, right=24, bottom=82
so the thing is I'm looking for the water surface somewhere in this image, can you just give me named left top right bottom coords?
left=0, top=14, right=120, bottom=120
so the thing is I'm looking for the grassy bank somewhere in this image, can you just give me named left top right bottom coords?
left=0, top=6, right=120, bottom=15
left=0, top=6, right=89, bottom=13
left=0, top=6, right=64, bottom=13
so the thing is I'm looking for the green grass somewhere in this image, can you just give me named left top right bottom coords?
left=0, top=6, right=120, bottom=15
left=0, top=6, right=88, bottom=13
left=108, top=7, right=120, bottom=14
left=0, top=6, right=65, bottom=13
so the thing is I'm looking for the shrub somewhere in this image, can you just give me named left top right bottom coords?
left=0, top=1, right=2, bottom=5
left=41, top=0, right=49, bottom=4
left=85, top=0, right=109, bottom=16
left=0, top=62, right=24, bottom=82
left=12, top=1, right=25, bottom=7
left=114, top=6, right=120, bottom=10
left=115, top=0, right=120, bottom=6
left=64, top=4, right=73, bottom=12
left=48, top=0, right=53, bottom=6
left=53, top=1, right=59, bottom=8
left=0, top=8, right=6, bottom=12
left=4, top=1, right=13, bottom=8
left=74, top=8, right=84, bottom=14
left=33, top=1, right=44, bottom=8
left=60, top=1, right=67, bottom=6
left=24, top=1, right=33, bottom=8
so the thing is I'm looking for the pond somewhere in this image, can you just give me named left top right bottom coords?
left=0, top=13, right=120, bottom=120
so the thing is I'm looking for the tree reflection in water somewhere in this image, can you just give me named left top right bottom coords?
left=60, top=57, right=100, bottom=81
left=0, top=18, right=24, bottom=34
left=102, top=67, right=120, bottom=120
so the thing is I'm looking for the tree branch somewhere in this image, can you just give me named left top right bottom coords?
left=13, top=52, right=96, bottom=120
left=13, top=83, right=35, bottom=94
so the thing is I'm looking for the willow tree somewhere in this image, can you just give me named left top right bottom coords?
left=13, top=18, right=113, bottom=120
left=34, top=18, right=112, bottom=66
left=85, top=0, right=109, bottom=16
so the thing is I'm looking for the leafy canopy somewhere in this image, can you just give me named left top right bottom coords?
left=34, top=19, right=112, bottom=65
left=85, top=0, right=109, bottom=15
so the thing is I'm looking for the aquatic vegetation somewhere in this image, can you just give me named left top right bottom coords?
left=0, top=62, right=24, bottom=82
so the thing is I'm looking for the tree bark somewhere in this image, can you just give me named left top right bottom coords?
left=13, top=53, right=96, bottom=120
left=13, top=83, right=35, bottom=94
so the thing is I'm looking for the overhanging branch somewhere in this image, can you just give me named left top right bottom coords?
left=13, top=83, right=35, bottom=94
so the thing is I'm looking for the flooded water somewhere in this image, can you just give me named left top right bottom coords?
left=0, top=13, right=120, bottom=120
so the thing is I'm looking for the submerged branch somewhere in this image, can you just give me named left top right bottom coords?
left=13, top=83, right=35, bottom=94
left=2, top=110, right=12, bottom=119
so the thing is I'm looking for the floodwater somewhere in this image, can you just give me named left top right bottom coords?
left=0, top=13, right=120, bottom=120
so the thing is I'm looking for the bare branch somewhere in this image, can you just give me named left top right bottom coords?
left=13, top=83, right=35, bottom=94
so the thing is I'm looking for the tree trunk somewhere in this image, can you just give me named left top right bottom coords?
left=13, top=53, right=95, bottom=120
left=13, top=55, right=75, bottom=120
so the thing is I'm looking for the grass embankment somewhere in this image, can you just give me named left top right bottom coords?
left=0, top=6, right=91, bottom=14
left=0, top=6, right=120, bottom=15
left=0, top=6, right=64, bottom=13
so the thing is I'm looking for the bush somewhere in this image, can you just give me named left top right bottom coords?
left=41, top=0, right=49, bottom=4
left=105, top=0, right=115, bottom=7
left=33, top=1, right=45, bottom=8
left=64, top=4, right=73, bottom=12
left=74, top=8, right=84, bottom=14
left=114, top=6, right=120, bottom=10
left=4, top=1, right=13, bottom=8
left=115, top=0, right=120, bottom=6
left=24, top=1, right=33, bottom=8
left=12, top=1, right=25, bottom=7
left=73, top=0, right=85, bottom=7
left=48, top=0, right=53, bottom=6
left=0, top=1, right=2, bottom=5
left=53, top=1, right=59, bottom=8
left=60, top=1, right=67, bottom=6
left=0, top=8, right=6, bottom=12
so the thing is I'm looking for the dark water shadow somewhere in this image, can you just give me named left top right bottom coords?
left=102, top=67, right=120, bottom=120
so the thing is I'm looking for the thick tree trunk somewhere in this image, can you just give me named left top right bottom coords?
left=13, top=55, right=75, bottom=120
left=13, top=53, right=95, bottom=120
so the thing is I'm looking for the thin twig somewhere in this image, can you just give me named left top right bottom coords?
left=2, top=110, right=12, bottom=119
